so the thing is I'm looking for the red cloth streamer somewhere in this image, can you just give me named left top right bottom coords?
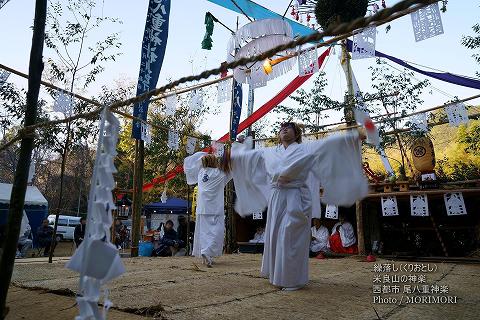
left=142, top=48, right=331, bottom=192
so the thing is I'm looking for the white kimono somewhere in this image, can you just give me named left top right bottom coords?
left=184, top=152, right=232, bottom=257
left=332, top=222, right=356, bottom=248
left=310, top=226, right=330, bottom=253
left=231, top=133, right=368, bottom=288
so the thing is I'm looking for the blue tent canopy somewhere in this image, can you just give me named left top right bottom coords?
left=143, top=198, right=191, bottom=215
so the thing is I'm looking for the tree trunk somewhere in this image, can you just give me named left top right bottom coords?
left=48, top=122, right=71, bottom=263
left=0, top=0, right=47, bottom=317
left=131, top=140, right=145, bottom=257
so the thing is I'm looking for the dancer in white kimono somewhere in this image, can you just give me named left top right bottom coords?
left=184, top=152, right=231, bottom=267
left=230, top=122, right=368, bottom=290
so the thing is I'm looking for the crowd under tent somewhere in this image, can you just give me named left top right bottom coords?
left=143, top=197, right=191, bottom=230
left=0, top=183, right=49, bottom=247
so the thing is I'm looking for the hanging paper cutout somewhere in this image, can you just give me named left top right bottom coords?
left=444, top=192, right=467, bottom=216
left=213, top=141, right=224, bottom=157
left=189, top=89, right=203, bottom=111
left=411, top=2, right=444, bottom=42
left=352, top=26, right=376, bottom=59
left=381, top=196, right=399, bottom=217
left=161, top=188, right=168, bottom=203
left=217, top=78, right=232, bottom=103
left=53, top=91, right=74, bottom=115
left=297, top=45, right=319, bottom=76
left=410, top=194, right=429, bottom=216
left=186, top=137, right=197, bottom=154
left=247, top=74, right=267, bottom=89
left=445, top=102, right=469, bottom=127
left=324, top=204, right=338, bottom=220
left=66, top=107, right=125, bottom=320
left=410, top=112, right=428, bottom=132
left=141, top=123, right=151, bottom=145
left=27, top=160, right=35, bottom=184
left=165, top=94, right=177, bottom=116
left=0, top=69, right=10, bottom=86
left=252, top=212, right=263, bottom=220
left=167, top=129, right=179, bottom=150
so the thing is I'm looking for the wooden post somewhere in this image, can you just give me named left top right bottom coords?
left=0, top=0, right=47, bottom=317
left=130, top=139, right=145, bottom=257
left=356, top=201, right=366, bottom=255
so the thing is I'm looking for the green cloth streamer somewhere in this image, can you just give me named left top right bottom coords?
left=201, top=12, right=215, bottom=50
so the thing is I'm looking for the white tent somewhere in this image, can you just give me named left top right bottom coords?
left=0, top=183, right=48, bottom=206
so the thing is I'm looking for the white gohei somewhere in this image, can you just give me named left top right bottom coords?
left=410, top=194, right=429, bottom=217
left=141, top=123, right=152, bottom=145
left=411, top=2, right=444, bottom=42
left=189, top=89, right=203, bottom=111
left=381, top=196, right=399, bottom=217
left=352, top=26, right=376, bottom=60
left=444, top=192, right=467, bottom=216
left=66, top=107, right=125, bottom=320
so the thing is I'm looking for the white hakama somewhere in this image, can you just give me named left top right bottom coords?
left=184, top=152, right=231, bottom=259
left=231, top=132, right=368, bottom=288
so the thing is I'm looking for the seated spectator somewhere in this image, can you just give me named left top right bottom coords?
left=114, top=219, right=128, bottom=249
left=249, top=226, right=265, bottom=243
left=37, top=219, right=56, bottom=257
left=17, top=212, right=33, bottom=258
left=74, top=217, right=86, bottom=248
left=329, top=214, right=358, bottom=254
left=309, top=218, right=329, bottom=257
left=177, top=216, right=195, bottom=251
left=153, top=220, right=184, bottom=257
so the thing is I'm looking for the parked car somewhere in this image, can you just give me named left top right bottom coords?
left=47, top=215, right=81, bottom=241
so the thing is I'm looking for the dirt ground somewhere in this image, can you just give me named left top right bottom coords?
left=6, top=254, right=480, bottom=320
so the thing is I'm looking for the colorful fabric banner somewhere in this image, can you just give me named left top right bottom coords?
left=207, top=0, right=315, bottom=38
left=142, top=48, right=331, bottom=192
left=132, top=0, right=171, bottom=139
left=230, top=79, right=243, bottom=141
left=346, top=39, right=480, bottom=90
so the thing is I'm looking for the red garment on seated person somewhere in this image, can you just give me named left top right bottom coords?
left=329, top=232, right=358, bottom=254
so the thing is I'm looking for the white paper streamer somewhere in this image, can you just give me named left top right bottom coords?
left=445, top=102, right=469, bottom=127
left=161, top=188, right=167, bottom=204
left=410, top=194, right=429, bottom=217
left=213, top=141, right=224, bottom=157
left=168, top=129, right=179, bottom=150
left=352, top=26, right=376, bottom=59
left=444, top=192, right=467, bottom=216
left=411, top=2, right=444, bottom=42
left=217, top=78, right=232, bottom=103
left=381, top=196, right=399, bottom=217
left=66, top=107, right=125, bottom=320
left=165, top=94, right=177, bottom=116
left=186, top=137, right=197, bottom=154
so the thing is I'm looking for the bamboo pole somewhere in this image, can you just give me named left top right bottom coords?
left=0, top=1, right=47, bottom=317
